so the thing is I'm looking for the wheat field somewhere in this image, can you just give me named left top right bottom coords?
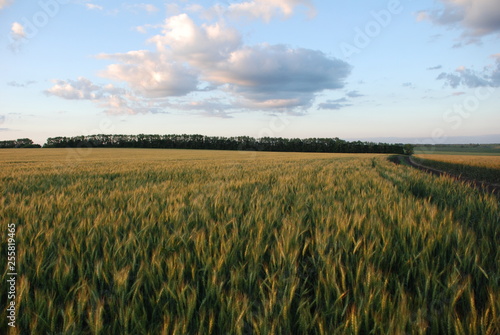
left=415, top=154, right=500, bottom=169
left=413, top=154, right=500, bottom=184
left=1, top=149, right=499, bottom=334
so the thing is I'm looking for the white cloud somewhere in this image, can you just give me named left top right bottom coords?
left=10, top=22, right=26, bottom=40
left=134, top=23, right=160, bottom=34
left=147, top=15, right=350, bottom=110
left=45, top=77, right=106, bottom=100
left=44, top=77, right=166, bottom=115
left=418, top=0, right=500, bottom=41
left=48, top=11, right=351, bottom=115
left=0, top=0, right=13, bottom=10
left=134, top=25, right=148, bottom=34
left=96, top=50, right=200, bottom=98
left=86, top=3, right=103, bottom=10
left=149, top=14, right=242, bottom=66
left=227, top=0, right=316, bottom=22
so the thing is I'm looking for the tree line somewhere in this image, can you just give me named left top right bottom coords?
left=0, top=138, right=41, bottom=148
left=43, top=134, right=413, bottom=154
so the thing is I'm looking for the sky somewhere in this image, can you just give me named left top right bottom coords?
left=0, top=0, right=499, bottom=145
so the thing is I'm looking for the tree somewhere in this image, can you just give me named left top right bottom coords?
left=403, top=144, right=414, bottom=156
left=42, top=134, right=408, bottom=154
left=15, top=138, right=33, bottom=148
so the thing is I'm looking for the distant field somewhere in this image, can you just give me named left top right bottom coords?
left=1, top=149, right=499, bottom=334
left=414, top=144, right=500, bottom=156
left=413, top=154, right=500, bottom=184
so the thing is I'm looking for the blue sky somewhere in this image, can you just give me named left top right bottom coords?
left=1, top=0, right=499, bottom=145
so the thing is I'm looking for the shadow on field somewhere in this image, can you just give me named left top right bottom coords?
left=385, top=156, right=499, bottom=231
left=380, top=156, right=500, bottom=315
left=383, top=156, right=499, bottom=254
left=389, top=155, right=500, bottom=197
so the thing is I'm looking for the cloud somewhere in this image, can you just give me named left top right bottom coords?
left=436, top=58, right=500, bottom=88
left=45, top=77, right=106, bottom=100
left=418, top=0, right=500, bottom=42
left=176, top=99, right=236, bottom=118
left=206, top=44, right=351, bottom=109
left=10, top=22, right=26, bottom=40
left=0, top=0, right=13, bottom=10
left=490, top=54, right=500, bottom=86
left=49, top=11, right=351, bottom=115
left=317, top=98, right=352, bottom=110
left=44, top=77, right=167, bottom=115
left=317, top=91, right=363, bottom=110
left=96, top=50, right=200, bottom=98
left=0, top=115, right=5, bottom=124
left=185, top=4, right=203, bottom=13
left=416, top=11, right=430, bottom=22
left=427, top=65, right=442, bottom=70
left=346, top=90, right=364, bottom=98
left=97, top=13, right=351, bottom=113
left=227, top=0, right=316, bottom=22
left=125, top=3, right=159, bottom=13
left=437, top=72, right=461, bottom=88
left=86, top=3, right=103, bottom=11
left=149, top=14, right=242, bottom=66
left=134, top=24, right=157, bottom=34
left=402, top=82, right=415, bottom=88
left=7, top=80, right=36, bottom=87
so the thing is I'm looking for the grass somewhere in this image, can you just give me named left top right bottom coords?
left=1, top=149, right=499, bottom=334
left=413, top=154, right=500, bottom=184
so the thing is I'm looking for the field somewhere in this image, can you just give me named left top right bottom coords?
left=413, top=154, right=500, bottom=185
left=414, top=144, right=500, bottom=156
left=1, top=149, right=500, bottom=334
